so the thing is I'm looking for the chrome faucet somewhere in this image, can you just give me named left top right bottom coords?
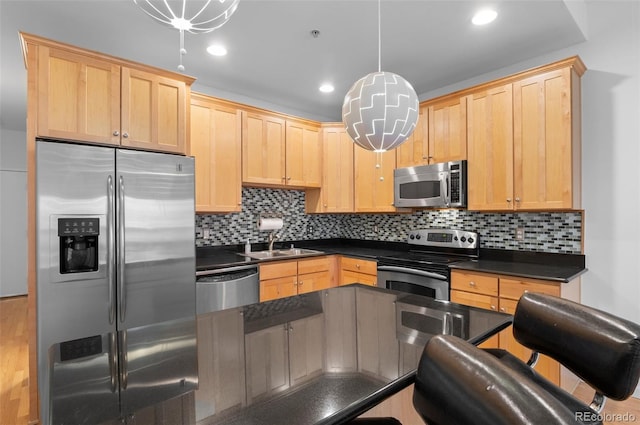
left=268, top=231, right=279, bottom=252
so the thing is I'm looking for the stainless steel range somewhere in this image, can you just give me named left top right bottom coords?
left=377, top=229, right=479, bottom=300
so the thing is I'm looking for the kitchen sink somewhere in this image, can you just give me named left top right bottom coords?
left=239, top=248, right=324, bottom=260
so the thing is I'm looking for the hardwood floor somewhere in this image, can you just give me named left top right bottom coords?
left=1, top=296, right=29, bottom=425
left=1, top=295, right=639, bottom=425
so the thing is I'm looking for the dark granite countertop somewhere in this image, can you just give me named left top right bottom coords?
left=196, top=284, right=512, bottom=424
left=450, top=248, right=587, bottom=282
left=196, top=240, right=587, bottom=282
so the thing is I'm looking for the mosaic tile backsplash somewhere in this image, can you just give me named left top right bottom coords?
left=195, top=188, right=583, bottom=254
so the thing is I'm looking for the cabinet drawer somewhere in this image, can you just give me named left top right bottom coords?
left=499, top=278, right=560, bottom=301
left=298, top=256, right=330, bottom=274
left=340, top=270, right=377, bottom=286
left=340, top=257, right=377, bottom=275
left=451, top=271, right=498, bottom=296
left=260, top=260, right=297, bottom=281
left=450, top=290, right=499, bottom=311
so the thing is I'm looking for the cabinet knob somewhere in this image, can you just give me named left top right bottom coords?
left=490, top=305, right=496, bottom=310
left=299, top=281, right=303, bottom=286
left=113, top=130, right=120, bottom=136
left=282, top=176, right=286, bottom=180
left=379, top=177, right=384, bottom=181
left=515, top=197, right=521, bottom=202
left=500, top=307, right=506, bottom=313
left=506, top=198, right=512, bottom=203
left=122, top=132, right=129, bottom=139
left=356, top=264, right=360, bottom=269
left=287, top=177, right=291, bottom=181
left=323, top=204, right=327, bottom=207
left=469, top=281, right=476, bottom=287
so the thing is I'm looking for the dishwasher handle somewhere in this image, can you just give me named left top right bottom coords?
left=197, top=265, right=259, bottom=282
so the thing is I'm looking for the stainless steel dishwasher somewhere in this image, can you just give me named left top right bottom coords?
left=196, top=264, right=260, bottom=314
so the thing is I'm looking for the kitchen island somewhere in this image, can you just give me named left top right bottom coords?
left=195, top=284, right=511, bottom=425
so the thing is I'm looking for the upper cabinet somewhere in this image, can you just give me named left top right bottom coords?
left=396, top=96, right=467, bottom=169
left=354, top=148, right=397, bottom=213
left=467, top=57, right=585, bottom=211
left=427, top=96, right=467, bottom=163
left=242, top=110, right=321, bottom=189
left=26, top=34, right=193, bottom=154
left=306, top=124, right=354, bottom=213
left=190, top=94, right=242, bottom=213
left=396, top=106, right=428, bottom=168
left=467, top=83, right=515, bottom=211
left=285, top=120, right=322, bottom=188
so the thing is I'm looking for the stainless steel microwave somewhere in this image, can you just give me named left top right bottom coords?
left=394, top=160, right=467, bottom=208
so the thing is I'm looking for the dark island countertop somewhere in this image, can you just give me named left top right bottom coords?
left=196, top=239, right=586, bottom=283
left=194, top=284, right=512, bottom=425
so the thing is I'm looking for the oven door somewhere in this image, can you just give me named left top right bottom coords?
left=394, top=168, right=449, bottom=208
left=377, top=266, right=449, bottom=301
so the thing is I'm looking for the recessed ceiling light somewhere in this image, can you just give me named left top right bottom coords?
left=319, top=83, right=335, bottom=93
left=472, top=9, right=498, bottom=26
left=206, top=44, right=227, bottom=56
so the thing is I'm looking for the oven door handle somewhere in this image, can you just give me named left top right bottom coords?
left=377, top=266, right=447, bottom=281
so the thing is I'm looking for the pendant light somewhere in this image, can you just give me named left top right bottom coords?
left=342, top=0, right=419, bottom=152
left=133, top=0, right=240, bottom=71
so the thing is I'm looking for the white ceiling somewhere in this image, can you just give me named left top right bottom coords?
left=0, top=0, right=587, bottom=133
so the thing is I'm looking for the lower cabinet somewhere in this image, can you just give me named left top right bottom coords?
left=244, top=314, right=324, bottom=403
left=338, top=256, right=377, bottom=286
left=450, top=269, right=581, bottom=389
left=259, top=256, right=333, bottom=302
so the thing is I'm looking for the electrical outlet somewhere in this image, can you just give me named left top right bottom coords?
left=203, top=228, right=211, bottom=239
left=515, top=227, right=525, bottom=241
left=307, top=225, right=314, bottom=235
left=374, top=224, right=379, bottom=233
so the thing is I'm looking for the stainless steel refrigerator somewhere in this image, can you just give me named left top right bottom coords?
left=36, top=140, right=198, bottom=425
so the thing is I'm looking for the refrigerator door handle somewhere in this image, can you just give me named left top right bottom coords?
left=109, top=332, right=118, bottom=393
left=107, top=176, right=115, bottom=324
left=117, top=176, right=126, bottom=323
left=118, top=330, right=128, bottom=390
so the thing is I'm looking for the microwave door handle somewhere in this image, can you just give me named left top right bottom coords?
left=440, top=174, right=450, bottom=207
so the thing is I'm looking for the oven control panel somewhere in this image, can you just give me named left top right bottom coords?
left=407, top=229, right=478, bottom=249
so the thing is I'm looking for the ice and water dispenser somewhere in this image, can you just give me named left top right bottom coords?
left=58, top=217, right=99, bottom=274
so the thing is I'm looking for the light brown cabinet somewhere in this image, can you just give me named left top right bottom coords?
left=396, top=105, right=428, bottom=168
left=467, top=57, right=585, bottom=211
left=32, top=37, right=191, bottom=154
left=306, top=124, right=354, bottom=213
left=396, top=97, right=467, bottom=168
left=354, top=148, right=397, bottom=212
left=242, top=110, right=321, bottom=188
left=338, top=257, right=377, bottom=286
left=259, top=257, right=333, bottom=302
left=190, top=94, right=242, bottom=213
left=450, top=269, right=581, bottom=388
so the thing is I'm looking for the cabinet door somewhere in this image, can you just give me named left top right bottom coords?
left=190, top=96, right=242, bottom=212
left=285, top=120, right=322, bottom=187
left=396, top=106, right=428, bottom=168
left=120, top=67, right=187, bottom=154
left=195, top=309, right=245, bottom=420
left=288, top=315, right=324, bottom=386
left=498, top=298, right=560, bottom=385
left=467, top=84, right=514, bottom=211
left=297, top=271, right=332, bottom=294
left=450, top=289, right=499, bottom=349
left=259, top=276, right=298, bottom=302
left=354, top=148, right=396, bottom=212
left=242, top=111, right=286, bottom=186
left=428, top=96, right=467, bottom=163
left=513, top=68, right=575, bottom=210
left=244, top=325, right=289, bottom=403
left=37, top=46, right=120, bottom=145
left=314, top=125, right=354, bottom=212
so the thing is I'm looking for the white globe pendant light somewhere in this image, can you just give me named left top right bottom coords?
left=133, top=0, right=240, bottom=71
left=342, top=0, right=419, bottom=152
